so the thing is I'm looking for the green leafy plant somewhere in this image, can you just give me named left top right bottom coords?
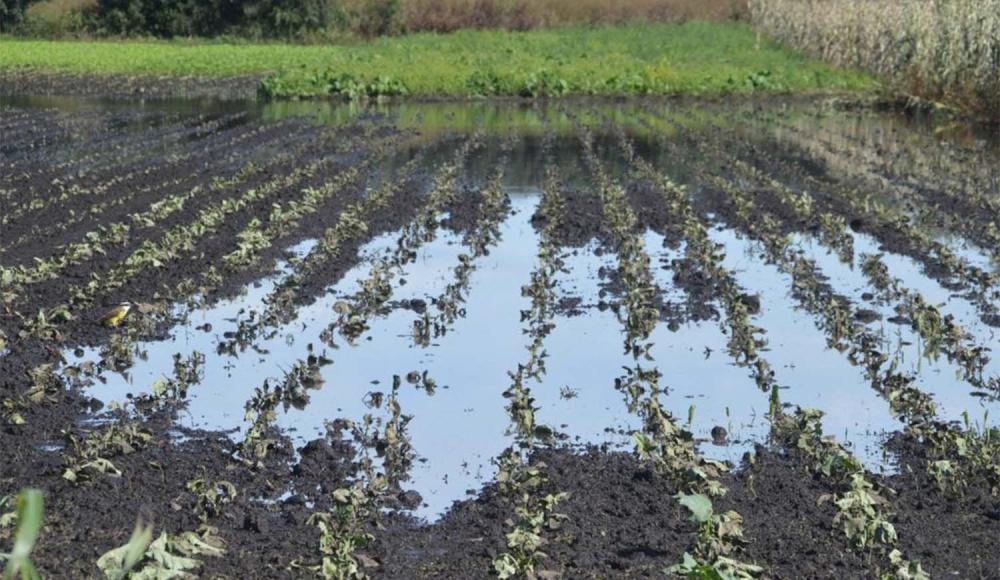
left=0, top=489, right=43, bottom=580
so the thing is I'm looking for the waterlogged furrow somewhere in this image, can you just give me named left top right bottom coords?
left=646, top=106, right=1000, bottom=333
left=319, top=138, right=491, bottom=349
left=621, top=132, right=929, bottom=578
left=696, top=167, right=1000, bottom=500
left=217, top=145, right=501, bottom=579
left=715, top=163, right=999, bottom=395
left=216, top=161, right=421, bottom=355
left=0, top=107, right=125, bottom=163
left=762, top=124, right=1000, bottom=326
left=0, top=110, right=245, bottom=193
left=782, top=112, right=1000, bottom=236
left=579, top=125, right=765, bottom=579
left=767, top=116, right=1000, bottom=262
left=493, top=138, right=569, bottom=579
left=410, top=140, right=513, bottom=348
left=13, top=111, right=244, bottom=177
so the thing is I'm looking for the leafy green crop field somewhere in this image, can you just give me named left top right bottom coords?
left=0, top=22, right=874, bottom=98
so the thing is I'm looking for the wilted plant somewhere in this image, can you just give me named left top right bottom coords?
left=97, top=527, right=224, bottom=579
left=149, top=351, right=206, bottom=403
left=240, top=350, right=330, bottom=466
left=63, top=422, right=152, bottom=484
left=187, top=479, right=238, bottom=523
left=303, top=480, right=381, bottom=580
left=492, top=451, right=568, bottom=580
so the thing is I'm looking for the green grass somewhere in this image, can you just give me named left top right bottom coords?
left=0, top=22, right=875, bottom=98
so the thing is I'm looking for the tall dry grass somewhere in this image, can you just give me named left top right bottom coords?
left=345, top=0, right=747, bottom=33
left=750, top=0, right=1000, bottom=117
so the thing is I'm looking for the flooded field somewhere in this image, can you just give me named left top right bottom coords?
left=2, top=96, right=999, bottom=578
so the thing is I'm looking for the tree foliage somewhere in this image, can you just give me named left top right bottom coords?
left=88, top=0, right=335, bottom=37
left=0, top=0, right=29, bottom=32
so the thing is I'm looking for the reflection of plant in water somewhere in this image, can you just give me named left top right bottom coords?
left=414, top=141, right=513, bottom=346
left=861, top=254, right=991, bottom=387
left=240, top=348, right=330, bottom=466
left=354, top=381, right=415, bottom=490
left=320, top=137, right=487, bottom=350
left=684, top=160, right=998, bottom=501
left=762, top=114, right=1000, bottom=328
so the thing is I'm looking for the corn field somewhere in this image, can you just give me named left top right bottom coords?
left=750, top=0, right=1000, bottom=117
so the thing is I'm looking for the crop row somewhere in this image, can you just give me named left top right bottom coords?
left=8, top=127, right=390, bottom=348
left=0, top=110, right=246, bottom=202
left=687, top=153, right=1000, bottom=500
left=238, top=138, right=497, bottom=577
left=494, top=134, right=569, bottom=579
left=0, top=110, right=247, bottom=194
left=217, top=157, right=423, bottom=356
left=639, top=105, right=1000, bottom=372
left=410, top=140, right=512, bottom=348
left=319, top=144, right=477, bottom=348
left=714, top=155, right=998, bottom=395
left=0, top=114, right=286, bottom=244
left=577, top=123, right=766, bottom=579
left=0, top=117, right=284, bottom=259
left=607, top=118, right=930, bottom=576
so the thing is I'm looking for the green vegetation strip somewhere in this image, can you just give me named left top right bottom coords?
left=0, top=23, right=873, bottom=98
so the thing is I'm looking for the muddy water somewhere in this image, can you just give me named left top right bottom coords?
left=18, top=96, right=997, bottom=520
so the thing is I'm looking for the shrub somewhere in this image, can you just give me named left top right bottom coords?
left=357, top=0, right=401, bottom=38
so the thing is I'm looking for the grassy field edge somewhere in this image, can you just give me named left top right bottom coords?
left=0, top=22, right=875, bottom=99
